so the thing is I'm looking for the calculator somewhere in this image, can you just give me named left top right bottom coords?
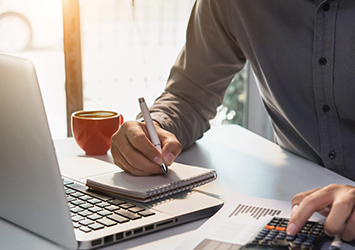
left=240, top=217, right=331, bottom=250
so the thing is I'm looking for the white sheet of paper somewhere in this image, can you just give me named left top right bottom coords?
left=176, top=194, right=355, bottom=250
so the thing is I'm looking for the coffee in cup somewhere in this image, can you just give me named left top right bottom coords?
left=71, top=110, right=123, bottom=155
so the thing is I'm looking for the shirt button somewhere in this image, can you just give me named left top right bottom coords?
left=322, top=105, right=330, bottom=113
left=328, top=150, right=336, bottom=160
left=322, top=3, right=330, bottom=11
left=319, top=57, right=327, bottom=66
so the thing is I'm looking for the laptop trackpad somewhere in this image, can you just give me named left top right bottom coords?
left=149, top=191, right=223, bottom=219
left=58, top=157, right=119, bottom=183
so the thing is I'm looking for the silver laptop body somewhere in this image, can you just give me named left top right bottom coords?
left=0, top=53, right=223, bottom=249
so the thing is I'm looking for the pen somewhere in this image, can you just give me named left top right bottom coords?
left=138, top=97, right=168, bottom=174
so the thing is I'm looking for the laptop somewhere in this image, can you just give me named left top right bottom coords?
left=0, top=53, right=223, bottom=250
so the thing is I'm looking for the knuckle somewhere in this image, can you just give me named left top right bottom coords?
left=346, top=185, right=355, bottom=196
left=131, top=131, right=147, bottom=144
left=292, top=193, right=305, bottom=204
left=302, top=194, right=318, bottom=206
left=325, top=183, right=341, bottom=191
left=334, top=199, right=352, bottom=212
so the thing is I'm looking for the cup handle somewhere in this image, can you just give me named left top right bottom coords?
left=119, top=114, right=124, bottom=125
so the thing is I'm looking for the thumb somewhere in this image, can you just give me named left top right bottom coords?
left=156, top=129, right=181, bottom=166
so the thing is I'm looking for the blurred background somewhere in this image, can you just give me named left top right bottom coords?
left=0, top=0, right=250, bottom=140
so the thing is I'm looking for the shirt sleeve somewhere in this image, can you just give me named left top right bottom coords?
left=138, top=0, right=247, bottom=149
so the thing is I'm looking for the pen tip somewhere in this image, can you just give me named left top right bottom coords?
left=138, top=97, right=145, bottom=104
left=161, top=163, right=168, bottom=174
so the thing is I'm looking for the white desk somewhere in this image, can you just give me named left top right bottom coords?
left=1, top=125, right=354, bottom=250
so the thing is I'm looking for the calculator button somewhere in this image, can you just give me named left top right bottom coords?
left=271, top=239, right=289, bottom=247
left=265, top=225, right=275, bottom=230
left=248, top=217, right=330, bottom=250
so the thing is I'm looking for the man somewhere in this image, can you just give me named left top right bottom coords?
left=111, top=0, right=355, bottom=242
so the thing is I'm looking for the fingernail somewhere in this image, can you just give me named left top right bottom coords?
left=287, top=223, right=297, bottom=235
left=291, top=205, right=299, bottom=216
left=153, top=156, right=162, bottom=165
left=165, top=153, right=175, bottom=165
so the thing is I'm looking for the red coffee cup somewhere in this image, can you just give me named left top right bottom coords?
left=71, top=110, right=123, bottom=155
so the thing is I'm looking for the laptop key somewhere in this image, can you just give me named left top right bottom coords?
left=70, top=207, right=84, bottom=213
left=119, top=203, right=135, bottom=209
left=88, top=206, right=102, bottom=213
left=105, top=205, right=120, bottom=212
left=79, top=219, right=95, bottom=226
left=115, top=210, right=142, bottom=220
left=66, top=196, right=76, bottom=202
left=68, top=203, right=76, bottom=208
left=107, top=214, right=129, bottom=224
left=98, top=210, right=112, bottom=216
left=73, top=222, right=81, bottom=228
left=78, top=210, right=94, bottom=217
left=109, top=199, right=126, bottom=205
left=79, top=226, right=92, bottom=233
left=97, top=218, right=117, bottom=227
left=79, top=203, right=94, bottom=209
left=88, top=207, right=103, bottom=213
left=65, top=189, right=75, bottom=194
left=88, top=223, right=105, bottom=231
left=79, top=195, right=94, bottom=201
left=71, top=200, right=85, bottom=206
left=128, top=206, right=145, bottom=213
left=87, top=198, right=101, bottom=204
left=96, top=202, right=111, bottom=208
left=72, top=215, right=85, bottom=222
left=66, top=183, right=113, bottom=200
left=63, top=179, right=74, bottom=186
left=71, top=192, right=85, bottom=198
left=138, top=210, right=156, bottom=217
left=87, top=214, right=103, bottom=221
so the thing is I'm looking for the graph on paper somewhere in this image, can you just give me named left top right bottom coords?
left=228, top=203, right=282, bottom=220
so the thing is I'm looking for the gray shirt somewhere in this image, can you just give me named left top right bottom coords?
left=145, top=0, right=355, bottom=181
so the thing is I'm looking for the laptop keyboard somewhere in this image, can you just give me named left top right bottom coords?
left=63, top=179, right=156, bottom=233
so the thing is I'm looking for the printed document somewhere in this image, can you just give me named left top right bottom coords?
left=176, top=194, right=355, bottom=250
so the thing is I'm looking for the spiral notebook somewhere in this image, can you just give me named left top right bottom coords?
left=86, top=162, right=217, bottom=202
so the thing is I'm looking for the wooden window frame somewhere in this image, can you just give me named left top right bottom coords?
left=62, top=0, right=83, bottom=137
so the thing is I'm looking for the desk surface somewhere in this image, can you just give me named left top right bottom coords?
left=1, top=125, right=354, bottom=250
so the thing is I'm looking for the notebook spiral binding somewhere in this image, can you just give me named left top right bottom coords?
left=147, top=171, right=217, bottom=202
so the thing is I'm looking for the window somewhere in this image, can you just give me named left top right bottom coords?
left=1, top=0, right=251, bottom=139
left=80, top=0, right=196, bottom=122
left=0, top=0, right=66, bottom=139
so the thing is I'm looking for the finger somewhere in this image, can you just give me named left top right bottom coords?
left=121, top=140, right=163, bottom=175
left=126, top=122, right=166, bottom=166
left=287, top=188, right=333, bottom=235
left=156, top=127, right=182, bottom=166
left=111, top=123, right=162, bottom=175
left=291, top=188, right=320, bottom=206
left=339, top=209, right=355, bottom=242
left=111, top=140, right=160, bottom=176
left=291, top=188, right=332, bottom=217
left=324, top=186, right=355, bottom=237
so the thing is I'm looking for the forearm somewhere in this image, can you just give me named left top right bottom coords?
left=138, top=0, right=246, bottom=148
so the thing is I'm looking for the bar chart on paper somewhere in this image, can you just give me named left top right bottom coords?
left=177, top=194, right=331, bottom=250
left=176, top=194, right=303, bottom=250
left=229, top=203, right=282, bottom=220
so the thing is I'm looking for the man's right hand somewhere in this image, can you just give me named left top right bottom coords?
left=110, top=121, right=182, bottom=176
